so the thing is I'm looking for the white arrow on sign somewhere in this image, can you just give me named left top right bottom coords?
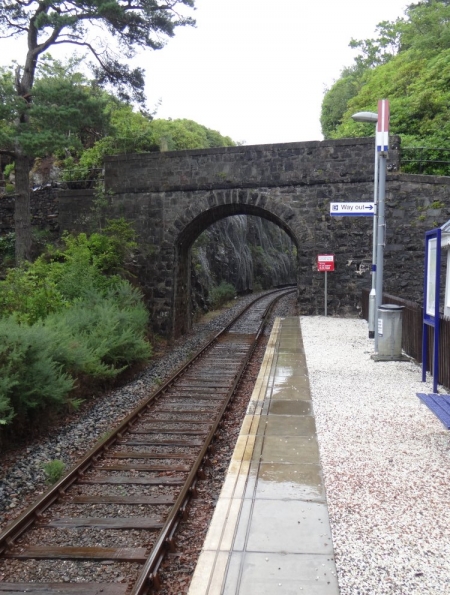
left=330, top=202, right=376, bottom=217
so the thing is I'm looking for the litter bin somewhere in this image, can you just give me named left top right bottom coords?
left=377, top=304, right=404, bottom=359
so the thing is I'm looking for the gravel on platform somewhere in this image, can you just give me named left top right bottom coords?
left=0, top=292, right=271, bottom=531
left=301, top=316, right=450, bottom=595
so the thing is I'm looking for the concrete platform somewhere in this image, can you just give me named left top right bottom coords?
left=188, top=317, right=339, bottom=595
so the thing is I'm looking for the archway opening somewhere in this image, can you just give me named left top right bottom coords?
left=172, top=203, right=299, bottom=337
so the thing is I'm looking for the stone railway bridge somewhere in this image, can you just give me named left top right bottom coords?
left=57, top=137, right=450, bottom=338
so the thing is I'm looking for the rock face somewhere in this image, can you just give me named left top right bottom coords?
left=190, top=215, right=296, bottom=314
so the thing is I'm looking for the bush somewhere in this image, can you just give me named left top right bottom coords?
left=0, top=232, right=15, bottom=272
left=0, top=283, right=152, bottom=426
left=209, top=282, right=236, bottom=309
left=0, top=220, right=137, bottom=324
left=0, top=319, right=74, bottom=425
left=44, top=283, right=151, bottom=377
left=0, top=223, right=153, bottom=428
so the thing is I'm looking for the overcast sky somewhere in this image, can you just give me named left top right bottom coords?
left=1, top=0, right=410, bottom=145
left=140, top=0, right=409, bottom=144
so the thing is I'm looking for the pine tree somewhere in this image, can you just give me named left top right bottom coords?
left=0, top=0, right=195, bottom=262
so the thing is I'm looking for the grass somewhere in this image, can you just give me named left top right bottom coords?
left=42, top=459, right=66, bottom=484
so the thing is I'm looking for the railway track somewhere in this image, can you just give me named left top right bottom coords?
left=0, top=288, right=295, bottom=594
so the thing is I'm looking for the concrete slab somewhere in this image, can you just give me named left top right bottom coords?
left=224, top=552, right=339, bottom=595
left=270, top=384, right=311, bottom=401
left=261, top=436, right=321, bottom=464
left=254, top=463, right=325, bottom=501
left=272, top=373, right=310, bottom=384
left=268, top=400, right=312, bottom=415
left=187, top=317, right=339, bottom=595
left=246, top=500, right=334, bottom=554
left=258, top=415, right=316, bottom=437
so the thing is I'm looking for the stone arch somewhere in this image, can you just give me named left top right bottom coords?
left=167, top=188, right=313, bottom=337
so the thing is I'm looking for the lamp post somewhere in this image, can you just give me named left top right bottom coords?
left=374, top=99, right=390, bottom=353
left=351, top=111, right=378, bottom=339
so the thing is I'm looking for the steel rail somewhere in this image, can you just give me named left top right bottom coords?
left=133, top=288, right=295, bottom=594
left=0, top=287, right=295, bottom=592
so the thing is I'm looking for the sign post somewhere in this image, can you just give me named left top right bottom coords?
left=422, top=229, right=441, bottom=393
left=317, top=254, right=335, bottom=316
left=374, top=99, right=390, bottom=352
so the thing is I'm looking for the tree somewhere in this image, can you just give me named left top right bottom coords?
left=349, top=19, right=405, bottom=70
left=67, top=115, right=236, bottom=176
left=149, top=118, right=235, bottom=151
left=400, top=0, right=450, bottom=55
left=0, top=58, right=110, bottom=159
left=0, top=0, right=195, bottom=263
left=320, top=0, right=450, bottom=151
left=321, top=66, right=364, bottom=139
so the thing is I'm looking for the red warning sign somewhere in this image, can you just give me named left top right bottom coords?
left=317, top=254, right=335, bottom=272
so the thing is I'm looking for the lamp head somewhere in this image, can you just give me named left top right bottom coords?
left=351, top=111, right=378, bottom=123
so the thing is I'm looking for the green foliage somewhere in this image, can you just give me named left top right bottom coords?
left=321, top=0, right=450, bottom=174
left=329, top=48, right=450, bottom=150
left=149, top=118, right=235, bottom=151
left=209, top=282, right=236, bottom=309
left=68, top=102, right=159, bottom=172
left=400, top=1, right=450, bottom=56
left=0, top=289, right=151, bottom=424
left=89, top=185, right=114, bottom=231
left=42, top=460, right=66, bottom=484
left=349, top=18, right=405, bottom=69
left=0, top=1, right=196, bottom=106
left=64, top=108, right=236, bottom=178
left=0, top=224, right=152, bottom=426
left=321, top=68, right=364, bottom=139
left=0, top=264, right=69, bottom=325
left=4, top=162, right=14, bottom=179
left=0, top=233, right=15, bottom=261
left=0, top=319, right=74, bottom=424
left=71, top=114, right=235, bottom=175
left=0, top=61, right=110, bottom=159
left=0, top=219, right=137, bottom=323
left=0, top=0, right=195, bottom=262
left=44, top=283, right=151, bottom=375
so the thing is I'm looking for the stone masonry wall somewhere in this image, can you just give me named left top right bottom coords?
left=3, top=138, right=450, bottom=338
left=99, top=177, right=450, bottom=336
left=0, top=186, right=60, bottom=236
left=104, top=137, right=400, bottom=194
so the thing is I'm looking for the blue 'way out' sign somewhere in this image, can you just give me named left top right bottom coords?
left=330, top=202, right=375, bottom=216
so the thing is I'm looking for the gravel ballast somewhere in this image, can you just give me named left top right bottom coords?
left=4, top=305, right=446, bottom=594
left=0, top=293, right=275, bottom=531
left=301, top=316, right=450, bottom=595
left=0, top=292, right=297, bottom=590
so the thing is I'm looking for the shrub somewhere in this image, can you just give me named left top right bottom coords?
left=0, top=232, right=15, bottom=273
left=0, top=224, right=152, bottom=428
left=0, top=264, right=68, bottom=324
left=209, top=281, right=236, bottom=309
left=0, top=232, right=15, bottom=260
left=0, top=220, right=137, bottom=324
left=0, top=319, right=74, bottom=425
left=0, top=284, right=152, bottom=426
left=44, top=283, right=151, bottom=377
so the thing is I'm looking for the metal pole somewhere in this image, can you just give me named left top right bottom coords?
left=374, top=153, right=387, bottom=352
left=325, top=271, right=327, bottom=317
left=368, top=139, right=379, bottom=339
